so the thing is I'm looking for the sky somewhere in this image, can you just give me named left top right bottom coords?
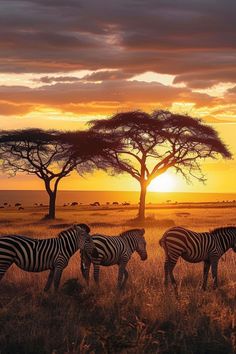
left=0, top=0, right=236, bottom=193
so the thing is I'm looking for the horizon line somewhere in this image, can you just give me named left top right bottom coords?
left=1, top=190, right=236, bottom=195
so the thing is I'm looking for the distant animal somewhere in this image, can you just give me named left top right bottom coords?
left=122, top=202, right=130, bottom=206
left=90, top=202, right=100, bottom=206
left=159, top=226, right=236, bottom=295
left=15, top=203, right=21, bottom=207
left=112, top=202, right=119, bottom=205
left=0, top=224, right=98, bottom=291
left=71, top=202, right=78, bottom=206
left=81, top=228, right=147, bottom=289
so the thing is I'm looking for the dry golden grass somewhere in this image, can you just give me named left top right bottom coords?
left=1, top=204, right=236, bottom=353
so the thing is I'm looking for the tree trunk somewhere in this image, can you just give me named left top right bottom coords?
left=44, top=179, right=59, bottom=220
left=138, top=182, right=147, bottom=221
left=48, top=191, right=56, bottom=219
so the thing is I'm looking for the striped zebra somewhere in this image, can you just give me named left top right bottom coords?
left=80, top=228, right=147, bottom=289
left=159, top=226, right=236, bottom=293
left=0, top=224, right=98, bottom=291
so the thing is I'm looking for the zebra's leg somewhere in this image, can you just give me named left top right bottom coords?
left=80, top=250, right=85, bottom=277
left=117, top=264, right=124, bottom=290
left=164, top=259, right=170, bottom=287
left=44, top=269, right=55, bottom=292
left=202, top=260, right=211, bottom=291
left=168, top=261, right=179, bottom=298
left=117, top=263, right=128, bottom=290
left=122, top=268, right=129, bottom=289
left=211, top=258, right=219, bottom=289
left=81, top=254, right=91, bottom=286
left=93, top=263, right=100, bottom=286
left=53, top=268, right=63, bottom=291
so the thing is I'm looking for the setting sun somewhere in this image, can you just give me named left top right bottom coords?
left=147, top=172, right=176, bottom=192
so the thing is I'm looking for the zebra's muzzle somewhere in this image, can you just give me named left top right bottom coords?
left=140, top=253, right=148, bottom=261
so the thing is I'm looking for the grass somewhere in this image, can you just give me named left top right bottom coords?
left=1, top=204, right=236, bottom=353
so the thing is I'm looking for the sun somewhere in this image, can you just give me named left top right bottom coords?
left=147, top=171, right=176, bottom=192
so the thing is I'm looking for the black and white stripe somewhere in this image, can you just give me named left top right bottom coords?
left=0, top=224, right=97, bottom=291
left=160, top=226, right=236, bottom=293
left=81, top=228, right=147, bottom=289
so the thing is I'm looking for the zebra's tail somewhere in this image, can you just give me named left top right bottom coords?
left=159, top=237, right=166, bottom=248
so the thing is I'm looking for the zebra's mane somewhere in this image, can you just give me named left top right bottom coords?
left=119, top=229, right=144, bottom=237
left=210, top=226, right=236, bottom=236
left=91, top=229, right=145, bottom=239
left=58, top=225, right=76, bottom=238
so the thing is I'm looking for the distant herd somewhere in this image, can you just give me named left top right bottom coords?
left=0, top=201, right=130, bottom=209
left=0, top=223, right=236, bottom=297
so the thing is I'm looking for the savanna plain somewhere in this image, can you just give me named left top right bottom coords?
left=1, top=203, right=236, bottom=354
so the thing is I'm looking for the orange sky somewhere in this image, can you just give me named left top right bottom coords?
left=0, top=0, right=235, bottom=192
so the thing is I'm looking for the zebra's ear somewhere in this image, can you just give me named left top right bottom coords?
left=73, top=224, right=83, bottom=232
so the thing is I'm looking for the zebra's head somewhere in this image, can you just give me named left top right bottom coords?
left=121, top=228, right=148, bottom=261
left=136, top=229, right=148, bottom=261
left=73, top=224, right=98, bottom=257
left=76, top=223, right=91, bottom=234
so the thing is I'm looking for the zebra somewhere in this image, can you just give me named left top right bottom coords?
left=159, top=226, right=236, bottom=294
left=80, top=228, right=147, bottom=289
left=0, top=224, right=98, bottom=291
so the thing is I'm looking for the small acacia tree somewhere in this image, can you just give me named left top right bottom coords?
left=0, top=129, right=118, bottom=219
left=90, top=110, right=232, bottom=221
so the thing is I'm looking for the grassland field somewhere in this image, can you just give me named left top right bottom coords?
left=1, top=204, right=236, bottom=354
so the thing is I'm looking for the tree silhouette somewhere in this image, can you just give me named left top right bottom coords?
left=0, top=129, right=118, bottom=219
left=90, top=110, right=232, bottom=221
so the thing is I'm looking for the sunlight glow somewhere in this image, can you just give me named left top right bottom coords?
left=147, top=172, right=176, bottom=192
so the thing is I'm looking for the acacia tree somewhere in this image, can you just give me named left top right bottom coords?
left=90, top=110, right=232, bottom=221
left=0, top=129, right=118, bottom=219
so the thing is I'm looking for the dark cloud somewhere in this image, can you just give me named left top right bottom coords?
left=35, top=76, right=82, bottom=84
left=174, top=69, right=236, bottom=89
left=226, top=86, right=236, bottom=94
left=0, top=0, right=234, bottom=87
left=0, top=79, right=221, bottom=114
left=83, top=70, right=132, bottom=81
left=223, top=86, right=236, bottom=105
left=36, top=71, right=133, bottom=84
